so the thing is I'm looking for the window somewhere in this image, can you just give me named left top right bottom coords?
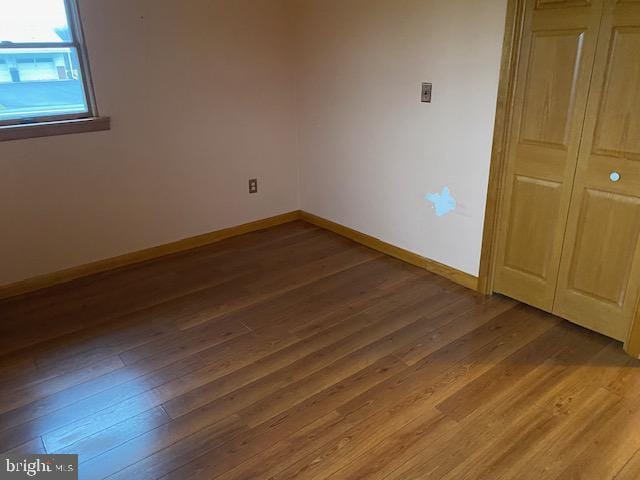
left=0, top=0, right=97, bottom=126
left=0, top=59, right=10, bottom=83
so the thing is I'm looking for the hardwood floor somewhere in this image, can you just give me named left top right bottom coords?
left=1, top=220, right=639, bottom=479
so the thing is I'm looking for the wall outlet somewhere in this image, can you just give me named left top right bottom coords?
left=421, top=82, right=432, bottom=103
left=249, top=178, right=258, bottom=194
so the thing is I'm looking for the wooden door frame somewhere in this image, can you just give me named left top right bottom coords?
left=477, top=0, right=525, bottom=297
left=477, top=0, right=640, bottom=358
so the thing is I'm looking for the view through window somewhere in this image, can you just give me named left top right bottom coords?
left=0, top=0, right=93, bottom=125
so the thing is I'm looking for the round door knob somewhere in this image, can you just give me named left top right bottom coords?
left=610, top=172, right=621, bottom=182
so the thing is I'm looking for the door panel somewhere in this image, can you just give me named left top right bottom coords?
left=592, top=27, right=640, bottom=158
left=554, top=1, right=640, bottom=340
left=494, top=0, right=605, bottom=310
left=519, top=31, right=586, bottom=148
left=536, top=0, right=592, bottom=8
left=504, top=176, right=562, bottom=280
left=566, top=189, right=640, bottom=304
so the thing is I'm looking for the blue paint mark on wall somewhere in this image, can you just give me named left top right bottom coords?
left=425, top=187, right=456, bottom=217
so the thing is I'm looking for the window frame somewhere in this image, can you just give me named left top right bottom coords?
left=0, top=0, right=99, bottom=127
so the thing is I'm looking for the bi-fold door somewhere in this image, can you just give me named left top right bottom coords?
left=493, top=0, right=640, bottom=341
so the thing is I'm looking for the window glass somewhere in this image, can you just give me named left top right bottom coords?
left=0, top=0, right=71, bottom=44
left=0, top=47, right=89, bottom=122
left=0, top=0, right=94, bottom=124
left=0, top=59, right=10, bottom=83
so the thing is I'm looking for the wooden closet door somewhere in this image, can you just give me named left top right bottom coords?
left=553, top=0, right=640, bottom=341
left=493, top=0, right=605, bottom=311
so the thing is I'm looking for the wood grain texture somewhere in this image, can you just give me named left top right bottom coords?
left=0, top=211, right=302, bottom=301
left=300, top=211, right=479, bottom=291
left=492, top=0, right=607, bottom=311
left=554, top=0, right=640, bottom=341
left=481, top=0, right=640, bottom=349
left=2, top=209, right=476, bottom=303
left=626, top=302, right=640, bottom=358
left=478, top=0, right=526, bottom=295
left=0, top=221, right=638, bottom=479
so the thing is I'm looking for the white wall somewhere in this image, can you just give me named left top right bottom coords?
left=292, top=0, right=507, bottom=275
left=0, top=0, right=299, bottom=285
left=1, top=0, right=507, bottom=286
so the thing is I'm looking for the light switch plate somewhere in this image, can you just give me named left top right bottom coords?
left=421, top=83, right=432, bottom=103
